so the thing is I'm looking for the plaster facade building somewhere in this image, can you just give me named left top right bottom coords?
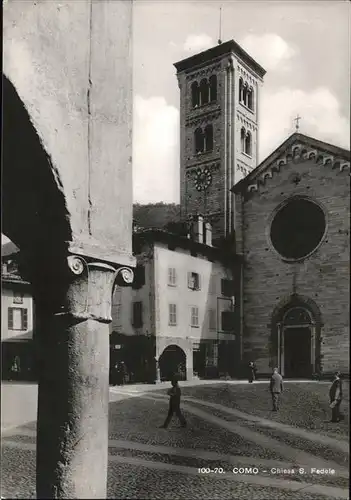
left=1, top=249, right=35, bottom=380
left=111, top=225, right=241, bottom=382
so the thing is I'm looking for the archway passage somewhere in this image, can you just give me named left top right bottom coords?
left=159, top=345, right=186, bottom=381
left=283, top=307, right=313, bottom=378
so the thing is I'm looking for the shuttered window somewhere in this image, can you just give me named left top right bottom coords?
left=168, top=267, right=177, bottom=286
left=221, top=311, right=235, bottom=332
left=132, top=301, right=143, bottom=328
left=188, top=272, right=201, bottom=290
left=221, top=279, right=235, bottom=297
left=191, top=306, right=199, bottom=327
left=132, top=266, right=145, bottom=290
left=8, top=308, right=28, bottom=331
left=208, top=308, right=216, bottom=330
left=169, top=304, right=177, bottom=325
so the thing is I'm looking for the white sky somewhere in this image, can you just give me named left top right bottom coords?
left=2, top=1, right=350, bottom=245
left=133, top=0, right=350, bottom=204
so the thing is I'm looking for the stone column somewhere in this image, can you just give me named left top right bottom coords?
left=34, top=254, right=133, bottom=499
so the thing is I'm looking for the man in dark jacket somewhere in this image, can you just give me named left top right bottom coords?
left=329, top=371, right=343, bottom=422
left=270, top=367, right=284, bottom=411
left=160, top=377, right=187, bottom=429
left=248, top=361, right=257, bottom=383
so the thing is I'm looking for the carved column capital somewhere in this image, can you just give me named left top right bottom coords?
left=29, top=253, right=134, bottom=324
left=57, top=255, right=134, bottom=324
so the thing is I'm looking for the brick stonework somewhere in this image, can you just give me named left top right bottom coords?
left=236, top=156, right=350, bottom=376
left=176, top=46, right=264, bottom=241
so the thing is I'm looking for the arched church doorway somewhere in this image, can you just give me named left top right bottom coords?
left=279, top=307, right=315, bottom=378
left=159, top=345, right=186, bottom=381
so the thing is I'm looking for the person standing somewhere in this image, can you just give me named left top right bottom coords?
left=112, top=361, right=120, bottom=386
left=120, top=361, right=127, bottom=385
left=160, top=377, right=187, bottom=429
left=10, top=355, right=20, bottom=381
left=270, top=367, right=284, bottom=411
left=329, top=371, right=343, bottom=423
left=248, top=361, right=257, bottom=383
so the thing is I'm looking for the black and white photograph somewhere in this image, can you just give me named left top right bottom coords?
left=1, top=1, right=350, bottom=499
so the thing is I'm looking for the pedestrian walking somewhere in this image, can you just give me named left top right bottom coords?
left=329, top=371, right=343, bottom=422
left=112, top=361, right=120, bottom=386
left=248, top=361, right=257, bottom=383
left=160, top=377, right=187, bottom=429
left=120, top=361, right=126, bottom=385
left=270, top=367, right=284, bottom=411
left=10, top=355, right=20, bottom=381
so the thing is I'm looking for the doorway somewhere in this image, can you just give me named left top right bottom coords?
left=159, top=345, right=186, bottom=381
left=284, top=327, right=311, bottom=378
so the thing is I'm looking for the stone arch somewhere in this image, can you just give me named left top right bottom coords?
left=270, top=294, right=323, bottom=377
left=271, top=293, right=323, bottom=328
left=2, top=74, right=74, bottom=308
left=3, top=76, right=72, bottom=254
left=159, top=344, right=187, bottom=381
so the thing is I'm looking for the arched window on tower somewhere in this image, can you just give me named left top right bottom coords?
left=191, top=81, right=200, bottom=108
left=245, top=131, right=252, bottom=156
left=204, top=124, right=213, bottom=152
left=209, top=75, right=217, bottom=102
left=242, top=83, right=248, bottom=107
left=240, top=127, right=246, bottom=152
left=247, top=87, right=254, bottom=111
left=239, top=78, right=244, bottom=103
left=200, top=78, right=209, bottom=106
left=194, top=127, right=204, bottom=154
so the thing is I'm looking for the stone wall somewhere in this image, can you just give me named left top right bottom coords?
left=237, top=156, right=350, bottom=375
left=3, top=0, right=133, bottom=265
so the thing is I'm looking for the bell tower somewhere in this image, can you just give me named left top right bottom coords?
left=174, top=40, right=266, bottom=243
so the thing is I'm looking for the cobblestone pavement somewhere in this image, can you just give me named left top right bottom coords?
left=1, top=382, right=349, bottom=499
left=182, top=382, right=349, bottom=440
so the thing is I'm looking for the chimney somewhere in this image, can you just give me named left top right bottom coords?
left=204, top=222, right=212, bottom=246
left=197, top=215, right=204, bottom=244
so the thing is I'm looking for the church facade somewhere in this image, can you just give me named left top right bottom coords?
left=233, top=134, right=350, bottom=377
left=174, top=40, right=350, bottom=378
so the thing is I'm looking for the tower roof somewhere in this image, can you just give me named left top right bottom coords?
left=174, top=39, right=266, bottom=78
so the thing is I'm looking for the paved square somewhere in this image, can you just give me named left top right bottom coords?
left=1, top=381, right=349, bottom=499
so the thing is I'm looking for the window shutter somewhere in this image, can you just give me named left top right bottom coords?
left=8, top=308, right=14, bottom=330
left=132, top=266, right=145, bottom=289
left=209, top=309, right=216, bottom=330
left=132, top=302, right=143, bottom=328
left=221, top=311, right=235, bottom=332
left=221, top=279, right=235, bottom=297
left=22, top=309, right=28, bottom=330
left=197, top=273, right=201, bottom=290
left=187, top=272, right=192, bottom=288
